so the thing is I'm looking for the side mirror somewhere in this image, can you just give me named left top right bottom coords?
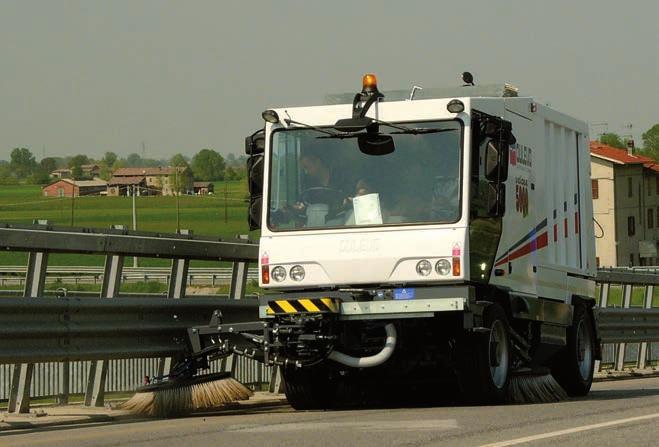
left=247, top=155, right=264, bottom=195
left=246, top=153, right=264, bottom=230
left=245, top=130, right=265, bottom=155
left=357, top=134, right=395, bottom=156
left=487, top=183, right=506, bottom=217
left=248, top=195, right=262, bottom=230
left=484, top=140, right=509, bottom=183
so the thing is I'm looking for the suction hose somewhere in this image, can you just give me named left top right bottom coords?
left=327, top=323, right=397, bottom=368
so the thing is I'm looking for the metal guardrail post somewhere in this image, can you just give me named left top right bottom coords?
left=229, top=261, right=249, bottom=301
left=84, top=251, right=123, bottom=407
left=8, top=249, right=49, bottom=414
left=595, top=282, right=610, bottom=372
left=157, top=256, right=189, bottom=377
left=223, top=236, right=251, bottom=378
left=614, top=284, right=633, bottom=371
left=269, top=367, right=284, bottom=394
left=637, top=285, right=654, bottom=369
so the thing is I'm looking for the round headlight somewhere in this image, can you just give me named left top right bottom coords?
left=290, top=265, right=305, bottom=282
left=271, top=266, right=286, bottom=282
left=416, top=260, right=432, bottom=276
left=435, top=259, right=451, bottom=276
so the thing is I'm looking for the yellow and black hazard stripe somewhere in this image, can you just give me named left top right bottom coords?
left=266, top=298, right=341, bottom=315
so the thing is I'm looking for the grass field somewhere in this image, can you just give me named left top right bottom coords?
left=0, top=183, right=255, bottom=266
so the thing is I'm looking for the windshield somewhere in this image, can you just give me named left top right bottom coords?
left=268, top=120, right=462, bottom=231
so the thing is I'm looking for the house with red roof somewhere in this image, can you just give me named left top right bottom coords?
left=590, top=142, right=658, bottom=266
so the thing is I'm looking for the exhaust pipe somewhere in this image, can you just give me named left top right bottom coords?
left=327, top=323, right=397, bottom=368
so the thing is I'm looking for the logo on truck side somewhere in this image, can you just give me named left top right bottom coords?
left=510, top=143, right=533, bottom=169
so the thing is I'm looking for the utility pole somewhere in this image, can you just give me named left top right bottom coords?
left=70, top=184, right=75, bottom=226
left=132, top=185, right=138, bottom=268
left=175, top=168, right=180, bottom=232
left=224, top=180, right=228, bottom=224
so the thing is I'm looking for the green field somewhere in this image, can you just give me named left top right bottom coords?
left=0, top=183, right=255, bottom=266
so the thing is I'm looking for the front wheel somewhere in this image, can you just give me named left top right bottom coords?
left=282, top=365, right=333, bottom=410
left=457, top=304, right=511, bottom=404
left=552, top=304, right=595, bottom=396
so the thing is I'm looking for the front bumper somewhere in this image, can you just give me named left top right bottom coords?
left=259, top=285, right=473, bottom=320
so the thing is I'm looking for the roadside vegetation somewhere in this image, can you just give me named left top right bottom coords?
left=0, top=183, right=254, bottom=266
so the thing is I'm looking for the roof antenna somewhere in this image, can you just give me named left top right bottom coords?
left=462, top=72, right=475, bottom=86
left=408, top=85, right=423, bottom=101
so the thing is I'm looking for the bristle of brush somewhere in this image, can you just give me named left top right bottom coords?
left=121, top=377, right=253, bottom=418
left=508, top=372, right=568, bottom=404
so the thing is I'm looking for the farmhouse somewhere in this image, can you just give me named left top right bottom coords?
left=81, top=164, right=101, bottom=177
left=50, top=168, right=72, bottom=179
left=193, top=181, right=214, bottom=195
left=106, top=176, right=147, bottom=197
left=42, top=178, right=108, bottom=197
left=110, top=166, right=192, bottom=196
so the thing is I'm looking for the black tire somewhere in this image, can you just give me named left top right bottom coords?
left=283, top=365, right=332, bottom=410
left=552, top=304, right=595, bottom=396
left=457, top=304, right=511, bottom=404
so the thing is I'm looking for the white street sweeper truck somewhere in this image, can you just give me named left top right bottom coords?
left=183, top=73, right=600, bottom=409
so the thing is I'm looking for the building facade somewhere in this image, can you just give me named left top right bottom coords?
left=42, top=179, right=108, bottom=198
left=590, top=142, right=659, bottom=267
left=110, top=167, right=192, bottom=196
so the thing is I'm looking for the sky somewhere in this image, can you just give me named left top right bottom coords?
left=1, top=0, right=657, bottom=161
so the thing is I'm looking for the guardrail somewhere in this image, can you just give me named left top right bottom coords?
left=594, top=269, right=658, bottom=371
left=0, top=297, right=258, bottom=364
left=1, top=222, right=657, bottom=413
left=0, top=222, right=258, bottom=413
left=0, top=266, right=259, bottom=287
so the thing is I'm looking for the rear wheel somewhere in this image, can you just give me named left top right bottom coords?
left=283, top=365, right=333, bottom=410
left=552, top=304, right=595, bottom=396
left=458, top=304, right=511, bottom=404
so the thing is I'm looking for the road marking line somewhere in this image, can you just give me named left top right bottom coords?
left=228, top=419, right=459, bottom=433
left=479, top=412, right=659, bottom=447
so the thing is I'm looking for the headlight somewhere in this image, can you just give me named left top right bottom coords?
left=435, top=259, right=451, bottom=276
left=271, top=266, right=286, bottom=282
left=416, top=260, right=432, bottom=276
left=290, top=265, right=305, bottom=282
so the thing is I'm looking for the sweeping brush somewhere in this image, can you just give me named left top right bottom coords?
left=121, top=372, right=253, bottom=417
left=507, top=367, right=568, bottom=404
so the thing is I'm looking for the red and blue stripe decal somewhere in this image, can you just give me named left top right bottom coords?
left=494, top=211, right=581, bottom=268
left=494, top=218, right=548, bottom=267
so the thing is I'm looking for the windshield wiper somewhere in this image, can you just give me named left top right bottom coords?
left=284, top=111, right=456, bottom=138
left=371, top=118, right=458, bottom=135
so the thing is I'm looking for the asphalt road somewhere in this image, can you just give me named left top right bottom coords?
left=2, top=377, right=658, bottom=447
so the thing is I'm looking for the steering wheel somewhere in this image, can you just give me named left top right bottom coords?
left=299, top=187, right=345, bottom=207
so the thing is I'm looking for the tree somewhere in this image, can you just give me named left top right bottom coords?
left=170, top=154, right=192, bottom=194
left=170, top=153, right=189, bottom=169
left=103, top=151, right=118, bottom=167
left=27, top=169, right=51, bottom=185
left=68, top=154, right=90, bottom=179
left=10, top=147, right=37, bottom=178
left=191, top=149, right=226, bottom=181
left=126, top=153, right=142, bottom=167
left=225, top=166, right=237, bottom=180
left=599, top=133, right=625, bottom=149
left=641, top=124, right=659, bottom=160
left=0, top=163, right=18, bottom=185
left=39, top=157, right=57, bottom=174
